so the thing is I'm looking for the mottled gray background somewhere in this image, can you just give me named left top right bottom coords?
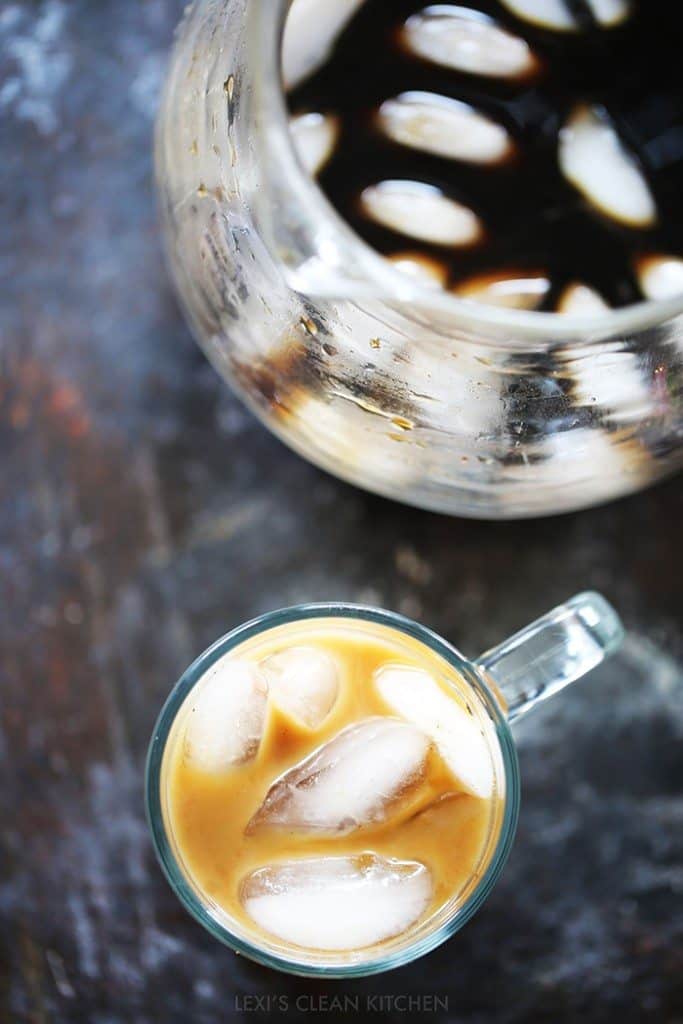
left=1, top=2, right=681, bottom=1022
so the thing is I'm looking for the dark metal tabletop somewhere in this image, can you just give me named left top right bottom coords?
left=1, top=3, right=681, bottom=1021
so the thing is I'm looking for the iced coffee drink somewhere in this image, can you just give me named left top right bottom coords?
left=160, top=615, right=504, bottom=955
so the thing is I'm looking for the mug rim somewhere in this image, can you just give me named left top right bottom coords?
left=145, top=602, right=521, bottom=977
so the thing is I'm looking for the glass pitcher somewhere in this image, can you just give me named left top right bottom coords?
left=155, top=0, right=683, bottom=518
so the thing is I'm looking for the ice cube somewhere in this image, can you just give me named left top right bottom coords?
left=402, top=6, right=538, bottom=80
left=290, top=112, right=339, bottom=177
left=557, top=343, right=653, bottom=423
left=587, top=0, right=632, bottom=25
left=558, top=104, right=656, bottom=228
left=636, top=254, right=683, bottom=300
left=501, top=427, right=648, bottom=509
left=285, top=391, right=419, bottom=491
left=261, top=645, right=339, bottom=728
left=375, top=666, right=494, bottom=798
left=240, top=853, right=432, bottom=950
left=500, top=0, right=576, bottom=30
left=183, top=659, right=268, bottom=771
left=282, top=0, right=366, bottom=90
left=500, top=0, right=631, bottom=31
left=387, top=251, right=449, bottom=288
left=248, top=717, right=430, bottom=833
left=556, top=282, right=610, bottom=315
left=377, top=91, right=513, bottom=165
left=360, top=180, right=483, bottom=247
left=453, top=270, right=551, bottom=310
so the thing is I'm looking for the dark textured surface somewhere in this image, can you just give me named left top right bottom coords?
left=1, top=2, right=682, bottom=1022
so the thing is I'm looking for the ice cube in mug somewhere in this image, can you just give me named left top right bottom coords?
left=183, top=658, right=268, bottom=771
left=375, top=665, right=494, bottom=798
left=261, top=645, right=339, bottom=728
left=240, top=853, right=432, bottom=950
left=248, top=717, right=430, bottom=833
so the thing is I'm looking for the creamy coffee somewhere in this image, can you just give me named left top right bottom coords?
left=162, top=617, right=504, bottom=955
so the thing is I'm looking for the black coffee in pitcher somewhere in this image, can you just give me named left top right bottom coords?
left=285, top=0, right=683, bottom=311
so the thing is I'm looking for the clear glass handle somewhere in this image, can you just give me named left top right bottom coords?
left=476, top=592, right=625, bottom=723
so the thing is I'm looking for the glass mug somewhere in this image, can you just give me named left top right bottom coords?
left=155, top=0, right=683, bottom=519
left=146, top=591, right=624, bottom=976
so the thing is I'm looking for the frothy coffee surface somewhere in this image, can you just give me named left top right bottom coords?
left=163, top=618, right=502, bottom=957
left=285, top=0, right=682, bottom=310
